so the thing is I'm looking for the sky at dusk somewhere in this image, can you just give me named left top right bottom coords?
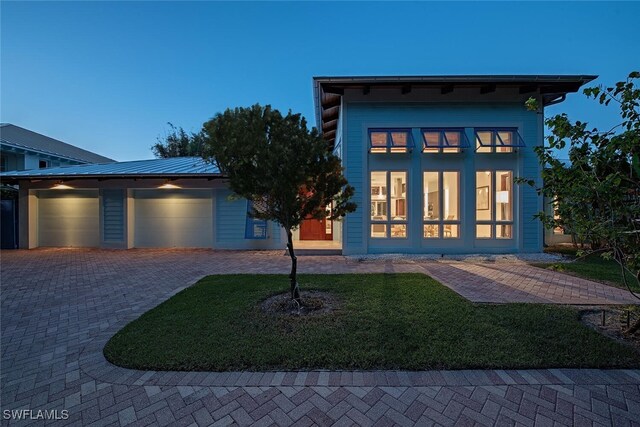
left=2, top=1, right=639, bottom=161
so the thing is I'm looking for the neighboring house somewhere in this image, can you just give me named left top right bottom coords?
left=0, top=124, right=114, bottom=249
left=0, top=75, right=595, bottom=253
left=0, top=123, right=114, bottom=171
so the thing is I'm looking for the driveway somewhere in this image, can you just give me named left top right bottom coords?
left=1, top=248, right=639, bottom=426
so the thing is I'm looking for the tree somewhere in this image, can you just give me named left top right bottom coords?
left=202, top=104, right=356, bottom=303
left=152, top=123, right=206, bottom=158
left=522, top=71, right=640, bottom=331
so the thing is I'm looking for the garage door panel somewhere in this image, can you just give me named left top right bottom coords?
left=135, top=204, right=212, bottom=219
left=133, top=190, right=213, bottom=248
left=37, top=190, right=100, bottom=247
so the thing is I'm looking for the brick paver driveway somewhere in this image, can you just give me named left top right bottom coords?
left=1, top=248, right=639, bottom=426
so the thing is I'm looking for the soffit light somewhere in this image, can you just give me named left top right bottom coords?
left=52, top=181, right=73, bottom=190
left=158, top=180, right=181, bottom=189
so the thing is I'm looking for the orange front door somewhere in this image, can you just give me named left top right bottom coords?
left=300, top=217, right=331, bottom=240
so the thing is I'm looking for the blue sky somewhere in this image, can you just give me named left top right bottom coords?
left=2, top=1, right=638, bottom=161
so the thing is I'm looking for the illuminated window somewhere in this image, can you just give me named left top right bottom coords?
left=423, top=171, right=460, bottom=238
left=368, top=129, right=414, bottom=153
left=476, top=171, right=513, bottom=239
left=371, top=171, right=407, bottom=238
left=553, top=200, right=564, bottom=234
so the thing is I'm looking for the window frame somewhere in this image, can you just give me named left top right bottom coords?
left=368, top=129, right=414, bottom=154
left=245, top=201, right=268, bottom=239
left=370, top=170, right=408, bottom=239
left=423, top=170, right=461, bottom=239
left=475, top=170, right=514, bottom=240
left=421, top=128, right=470, bottom=154
left=474, top=128, right=525, bottom=153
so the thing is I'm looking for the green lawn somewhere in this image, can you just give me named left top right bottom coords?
left=534, top=254, right=639, bottom=292
left=103, top=273, right=640, bottom=371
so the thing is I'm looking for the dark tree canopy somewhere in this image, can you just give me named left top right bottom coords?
left=202, top=104, right=356, bottom=302
left=522, top=72, right=640, bottom=320
left=152, top=123, right=206, bottom=158
left=203, top=104, right=355, bottom=230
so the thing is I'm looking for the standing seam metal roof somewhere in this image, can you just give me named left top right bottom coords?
left=0, top=124, right=115, bottom=164
left=0, top=157, right=220, bottom=179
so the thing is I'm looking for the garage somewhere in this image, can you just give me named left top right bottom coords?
left=133, top=189, right=213, bottom=248
left=37, top=190, right=100, bottom=247
left=4, top=157, right=281, bottom=250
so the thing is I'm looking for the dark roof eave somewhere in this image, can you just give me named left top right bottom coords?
left=312, top=74, right=598, bottom=147
left=312, top=74, right=598, bottom=84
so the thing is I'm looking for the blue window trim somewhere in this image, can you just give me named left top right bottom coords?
left=368, top=128, right=414, bottom=153
left=474, top=128, right=526, bottom=150
left=421, top=128, right=470, bottom=150
left=245, top=201, right=268, bottom=239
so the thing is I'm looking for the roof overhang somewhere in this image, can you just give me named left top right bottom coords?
left=0, top=173, right=224, bottom=185
left=313, top=74, right=597, bottom=147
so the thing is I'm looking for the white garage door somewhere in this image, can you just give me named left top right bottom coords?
left=133, top=189, right=213, bottom=248
left=38, top=190, right=100, bottom=247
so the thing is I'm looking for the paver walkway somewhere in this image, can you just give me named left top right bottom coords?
left=1, top=248, right=639, bottom=426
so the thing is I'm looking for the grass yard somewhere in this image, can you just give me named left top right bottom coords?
left=534, top=253, right=640, bottom=292
left=104, top=273, right=640, bottom=371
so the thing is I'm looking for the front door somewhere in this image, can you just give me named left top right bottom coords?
left=300, top=217, right=332, bottom=240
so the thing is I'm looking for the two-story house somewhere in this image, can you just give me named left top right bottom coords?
left=0, top=123, right=114, bottom=171
left=0, top=75, right=594, bottom=252
left=0, top=124, right=113, bottom=248
left=313, top=75, right=595, bottom=254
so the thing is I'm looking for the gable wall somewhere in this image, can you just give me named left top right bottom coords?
left=340, top=93, right=542, bottom=254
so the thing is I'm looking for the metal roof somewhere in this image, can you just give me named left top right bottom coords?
left=0, top=157, right=221, bottom=181
left=0, top=123, right=115, bottom=164
left=313, top=74, right=598, bottom=147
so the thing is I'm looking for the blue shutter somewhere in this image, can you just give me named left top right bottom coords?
left=103, top=189, right=125, bottom=242
left=245, top=201, right=268, bottom=239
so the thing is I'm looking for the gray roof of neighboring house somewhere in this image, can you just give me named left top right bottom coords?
left=0, top=157, right=221, bottom=182
left=0, top=123, right=115, bottom=164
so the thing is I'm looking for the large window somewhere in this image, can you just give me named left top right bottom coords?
left=369, top=129, right=413, bottom=153
left=371, top=171, right=407, bottom=238
left=475, top=128, right=525, bottom=153
left=423, top=171, right=460, bottom=238
left=476, top=171, right=513, bottom=239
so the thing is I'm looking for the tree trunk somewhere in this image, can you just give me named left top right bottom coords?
left=286, top=230, right=301, bottom=302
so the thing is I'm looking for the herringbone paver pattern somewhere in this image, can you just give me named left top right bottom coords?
left=1, top=248, right=639, bottom=426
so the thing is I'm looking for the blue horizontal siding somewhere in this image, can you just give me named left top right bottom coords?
left=102, top=189, right=125, bottom=242
left=342, top=102, right=542, bottom=254
left=215, top=189, right=283, bottom=250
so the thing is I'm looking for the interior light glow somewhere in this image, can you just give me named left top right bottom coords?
left=496, top=191, right=510, bottom=204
